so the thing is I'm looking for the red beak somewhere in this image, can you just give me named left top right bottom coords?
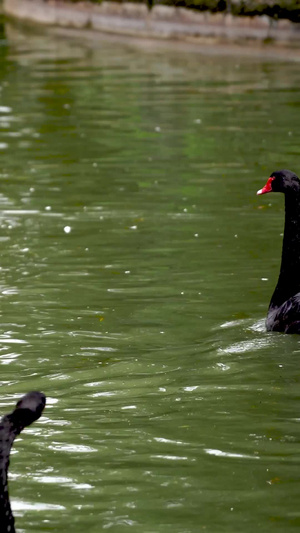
left=257, top=177, right=274, bottom=195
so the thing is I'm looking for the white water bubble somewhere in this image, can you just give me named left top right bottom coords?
left=0, top=106, right=11, bottom=113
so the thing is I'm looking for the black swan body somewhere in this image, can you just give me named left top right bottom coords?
left=0, top=391, right=46, bottom=533
left=257, top=169, right=300, bottom=333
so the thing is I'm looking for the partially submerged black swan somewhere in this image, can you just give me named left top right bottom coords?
left=0, top=391, right=46, bottom=533
left=257, top=169, right=300, bottom=333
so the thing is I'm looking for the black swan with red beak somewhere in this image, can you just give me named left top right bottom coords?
left=0, top=391, right=46, bottom=533
left=257, top=169, right=300, bottom=333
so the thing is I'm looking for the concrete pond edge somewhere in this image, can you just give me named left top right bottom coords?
left=3, top=0, right=300, bottom=47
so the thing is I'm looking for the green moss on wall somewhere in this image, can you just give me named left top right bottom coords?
left=231, top=0, right=300, bottom=21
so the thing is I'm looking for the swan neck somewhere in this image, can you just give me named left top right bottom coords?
left=0, top=414, right=23, bottom=533
left=270, top=193, right=300, bottom=308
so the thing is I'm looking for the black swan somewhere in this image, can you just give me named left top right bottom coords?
left=257, top=169, right=300, bottom=333
left=0, top=391, right=46, bottom=533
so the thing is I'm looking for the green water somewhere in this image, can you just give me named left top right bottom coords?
left=1, top=18, right=300, bottom=533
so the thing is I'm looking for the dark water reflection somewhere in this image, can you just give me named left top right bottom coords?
left=0, top=18, right=300, bottom=532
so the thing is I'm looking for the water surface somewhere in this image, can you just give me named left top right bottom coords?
left=1, top=19, right=300, bottom=532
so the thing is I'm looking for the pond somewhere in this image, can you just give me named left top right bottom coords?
left=1, top=17, right=300, bottom=533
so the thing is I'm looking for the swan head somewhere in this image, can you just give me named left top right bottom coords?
left=12, top=391, right=46, bottom=428
left=257, top=169, right=300, bottom=195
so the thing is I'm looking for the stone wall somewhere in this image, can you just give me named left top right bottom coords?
left=3, top=0, right=300, bottom=44
left=64, top=0, right=300, bottom=22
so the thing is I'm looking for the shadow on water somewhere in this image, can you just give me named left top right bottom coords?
left=0, top=15, right=299, bottom=533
